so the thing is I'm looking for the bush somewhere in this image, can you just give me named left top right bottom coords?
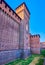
left=36, top=58, right=44, bottom=65
left=41, top=49, right=45, bottom=57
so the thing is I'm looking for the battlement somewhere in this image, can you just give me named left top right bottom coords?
left=30, top=34, right=40, bottom=38
left=15, top=2, right=30, bottom=20
left=0, top=0, right=21, bottom=24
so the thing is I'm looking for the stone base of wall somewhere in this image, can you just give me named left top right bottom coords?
left=22, top=49, right=31, bottom=59
left=0, top=50, right=22, bottom=65
left=0, top=49, right=31, bottom=64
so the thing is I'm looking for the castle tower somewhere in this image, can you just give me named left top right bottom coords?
left=15, top=3, right=31, bottom=58
left=30, top=34, right=40, bottom=54
left=15, top=2, right=30, bottom=20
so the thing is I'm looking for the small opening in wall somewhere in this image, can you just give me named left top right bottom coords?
left=0, top=7, right=1, bottom=9
left=2, top=9, right=4, bottom=12
left=9, top=9, right=11, bottom=12
left=7, top=13, right=8, bottom=16
left=5, top=11, right=6, bottom=14
left=32, top=36, right=33, bottom=38
left=34, top=35, right=35, bottom=37
left=36, top=35, right=37, bottom=37
left=5, top=5, right=7, bottom=8
left=12, top=12, right=14, bottom=15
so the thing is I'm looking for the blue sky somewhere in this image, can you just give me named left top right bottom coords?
left=5, top=0, right=45, bottom=42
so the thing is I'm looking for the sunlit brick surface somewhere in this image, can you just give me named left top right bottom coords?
left=0, top=10, right=20, bottom=50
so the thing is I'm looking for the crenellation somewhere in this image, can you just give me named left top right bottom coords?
left=0, top=8, right=20, bottom=26
left=0, top=0, right=21, bottom=24
left=30, top=34, right=40, bottom=54
left=31, top=34, right=40, bottom=38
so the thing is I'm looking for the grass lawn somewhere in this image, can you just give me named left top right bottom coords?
left=36, top=58, right=44, bottom=65
left=29, top=57, right=40, bottom=65
left=41, top=49, right=45, bottom=57
left=35, top=49, right=45, bottom=65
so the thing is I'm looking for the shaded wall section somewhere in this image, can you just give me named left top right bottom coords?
left=0, top=9, right=21, bottom=64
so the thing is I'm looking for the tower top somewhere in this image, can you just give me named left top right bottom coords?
left=15, top=2, right=30, bottom=20
left=16, top=2, right=30, bottom=15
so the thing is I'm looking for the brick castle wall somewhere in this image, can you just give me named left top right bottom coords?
left=0, top=9, right=20, bottom=50
left=0, top=0, right=21, bottom=24
left=41, top=42, right=45, bottom=49
left=30, top=35, right=40, bottom=54
left=0, top=0, right=41, bottom=64
left=0, top=0, right=22, bottom=64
